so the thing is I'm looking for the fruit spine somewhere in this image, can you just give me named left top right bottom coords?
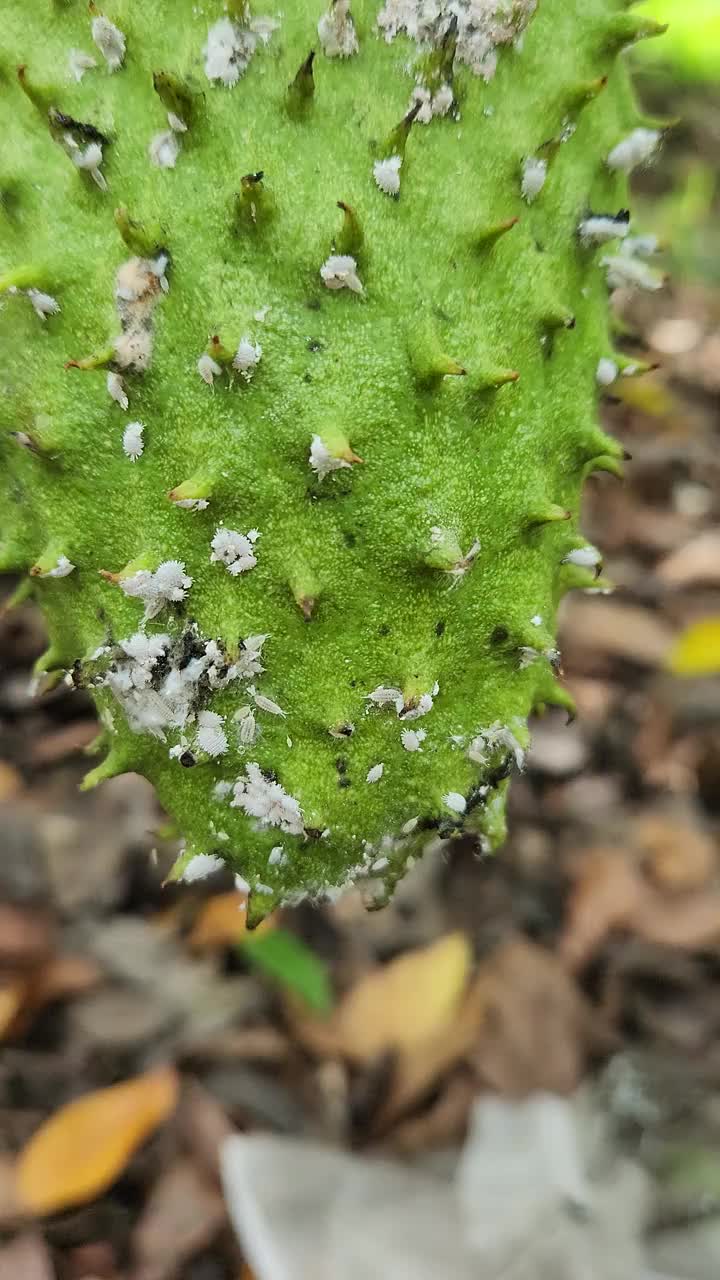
left=1, top=1, right=666, bottom=919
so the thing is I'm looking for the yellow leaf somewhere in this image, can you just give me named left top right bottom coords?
left=188, top=891, right=249, bottom=951
left=334, top=932, right=472, bottom=1064
left=612, top=376, right=676, bottom=418
left=16, top=1065, right=180, bottom=1215
left=668, top=617, right=720, bottom=676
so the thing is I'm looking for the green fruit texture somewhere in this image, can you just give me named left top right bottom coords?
left=1, top=1, right=666, bottom=919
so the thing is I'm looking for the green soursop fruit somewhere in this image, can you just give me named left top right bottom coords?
left=1, top=1, right=666, bottom=919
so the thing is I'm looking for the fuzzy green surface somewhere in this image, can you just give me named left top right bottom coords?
left=1, top=1, right=640, bottom=910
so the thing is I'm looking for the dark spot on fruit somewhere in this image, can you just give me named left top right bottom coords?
left=179, top=751, right=196, bottom=768
left=435, top=619, right=445, bottom=637
left=490, top=626, right=509, bottom=646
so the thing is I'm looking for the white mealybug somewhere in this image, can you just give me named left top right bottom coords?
left=68, top=49, right=97, bottom=82
left=210, top=527, right=259, bottom=576
left=366, top=685, right=404, bottom=706
left=231, top=763, right=304, bottom=835
left=578, top=212, right=630, bottom=245
left=232, top=337, right=262, bottom=378
left=119, top=561, right=192, bottom=621
left=596, top=358, right=618, bottom=387
left=521, top=156, right=547, bottom=203
left=91, top=16, right=126, bottom=72
left=317, top=0, right=359, bottom=57
left=37, top=555, right=76, bottom=579
left=26, top=289, right=60, bottom=319
left=531, top=614, right=543, bottom=627
left=149, top=130, right=180, bottom=169
left=268, top=846, right=288, bottom=867
left=181, top=853, right=225, bottom=883
left=410, top=82, right=454, bottom=124
left=447, top=538, right=481, bottom=587
left=398, top=691, right=434, bottom=720
left=373, top=155, right=402, bottom=196
left=562, top=545, right=602, bottom=569
left=122, top=420, right=144, bottom=461
left=602, top=254, right=663, bottom=292
left=107, top=372, right=128, bottom=410
left=167, top=112, right=187, bottom=133
left=620, top=233, right=660, bottom=260
left=443, top=791, right=467, bottom=814
left=371, top=855, right=389, bottom=873
left=401, top=816, right=419, bottom=835
left=69, top=140, right=107, bottom=191
left=366, top=763, right=384, bottom=783
left=197, top=353, right=222, bottom=385
left=607, top=128, right=660, bottom=173
left=248, top=685, right=286, bottom=718
left=196, top=710, right=229, bottom=757
left=308, top=434, right=354, bottom=479
left=320, top=255, right=364, bottom=294
left=234, top=874, right=250, bottom=895
left=235, top=706, right=257, bottom=745
left=401, top=728, right=426, bottom=752
left=204, top=16, right=277, bottom=87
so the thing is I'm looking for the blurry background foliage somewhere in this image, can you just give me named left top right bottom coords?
left=633, top=1, right=720, bottom=285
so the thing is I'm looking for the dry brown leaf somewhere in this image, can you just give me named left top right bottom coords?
left=0, top=903, right=53, bottom=970
left=386, top=1074, right=476, bottom=1156
left=0, top=1231, right=54, bottom=1280
left=466, top=938, right=593, bottom=1097
left=378, top=937, right=594, bottom=1127
left=336, top=932, right=472, bottom=1064
left=178, top=1080, right=235, bottom=1184
left=561, top=847, right=720, bottom=969
left=188, top=891, right=248, bottom=951
left=15, top=1065, right=180, bottom=1216
left=635, top=813, right=717, bottom=891
left=0, top=955, right=102, bottom=1043
left=559, top=850, right=645, bottom=971
left=0, top=760, right=23, bottom=802
left=632, top=891, right=720, bottom=949
left=131, top=1158, right=226, bottom=1280
left=26, top=718, right=100, bottom=766
left=657, top=529, right=720, bottom=588
left=0, top=1154, right=24, bottom=1228
left=0, top=980, right=29, bottom=1040
left=561, top=599, right=674, bottom=669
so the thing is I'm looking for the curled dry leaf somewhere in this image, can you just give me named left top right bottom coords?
left=15, top=1065, right=180, bottom=1216
left=561, top=848, right=720, bottom=971
left=560, top=850, right=646, bottom=972
left=635, top=813, right=717, bottom=891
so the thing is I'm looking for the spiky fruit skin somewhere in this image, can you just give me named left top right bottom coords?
left=1, top=2, right=652, bottom=916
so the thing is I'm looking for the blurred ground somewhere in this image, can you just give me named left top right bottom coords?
left=1, top=62, right=720, bottom=1280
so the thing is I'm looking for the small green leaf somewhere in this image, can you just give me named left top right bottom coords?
left=241, top=928, right=333, bottom=1014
